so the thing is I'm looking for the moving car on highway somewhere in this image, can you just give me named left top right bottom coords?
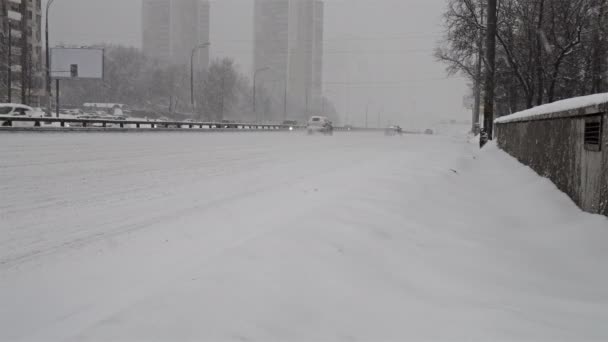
left=221, top=120, right=238, bottom=129
left=66, top=115, right=115, bottom=128
left=307, top=116, right=333, bottom=135
left=385, top=125, right=403, bottom=136
left=282, top=120, right=299, bottom=131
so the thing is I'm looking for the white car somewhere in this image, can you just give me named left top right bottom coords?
left=0, top=103, right=45, bottom=127
left=307, top=116, right=334, bottom=135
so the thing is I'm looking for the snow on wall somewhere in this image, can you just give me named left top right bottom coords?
left=495, top=92, right=608, bottom=216
left=495, top=93, right=608, bottom=124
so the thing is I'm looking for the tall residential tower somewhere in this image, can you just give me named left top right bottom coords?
left=142, top=0, right=210, bottom=68
left=253, top=0, right=324, bottom=121
left=1, top=0, right=43, bottom=105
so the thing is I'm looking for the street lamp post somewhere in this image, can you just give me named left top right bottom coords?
left=46, top=0, right=56, bottom=116
left=190, top=42, right=210, bottom=111
left=283, top=80, right=287, bottom=121
left=321, top=88, right=337, bottom=117
left=253, top=67, right=270, bottom=122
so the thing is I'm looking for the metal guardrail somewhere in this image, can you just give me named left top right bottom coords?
left=0, top=116, right=393, bottom=133
left=0, top=116, right=303, bottom=131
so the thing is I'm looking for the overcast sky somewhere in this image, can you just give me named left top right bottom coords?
left=46, top=0, right=469, bottom=127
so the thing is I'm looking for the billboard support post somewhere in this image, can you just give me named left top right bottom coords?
left=55, top=79, right=59, bottom=118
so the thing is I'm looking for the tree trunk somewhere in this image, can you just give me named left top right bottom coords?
left=483, top=0, right=498, bottom=140
left=508, top=77, right=518, bottom=114
left=591, top=0, right=606, bottom=93
left=535, top=0, right=545, bottom=106
left=473, top=3, right=484, bottom=133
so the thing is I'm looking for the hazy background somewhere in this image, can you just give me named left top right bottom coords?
left=46, top=0, right=469, bottom=128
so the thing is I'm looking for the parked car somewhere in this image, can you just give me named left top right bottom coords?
left=385, top=125, right=403, bottom=136
left=0, top=103, right=43, bottom=127
left=282, top=120, right=298, bottom=131
left=156, top=117, right=187, bottom=128
left=60, top=108, right=83, bottom=116
left=307, top=116, right=334, bottom=135
left=424, top=129, right=434, bottom=135
left=66, top=115, right=114, bottom=128
left=221, top=120, right=238, bottom=129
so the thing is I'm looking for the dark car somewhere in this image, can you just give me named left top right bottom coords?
left=385, top=125, right=403, bottom=136
left=283, top=120, right=299, bottom=131
left=221, top=120, right=239, bottom=129
left=307, top=116, right=333, bottom=135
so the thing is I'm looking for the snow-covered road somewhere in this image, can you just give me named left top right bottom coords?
left=1, top=132, right=607, bottom=341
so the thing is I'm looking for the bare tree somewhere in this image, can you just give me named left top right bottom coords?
left=437, top=0, right=606, bottom=119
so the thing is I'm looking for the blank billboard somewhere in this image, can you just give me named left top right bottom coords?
left=51, top=48, right=104, bottom=79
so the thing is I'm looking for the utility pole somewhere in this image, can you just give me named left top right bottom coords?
left=46, top=0, right=55, bottom=115
left=473, top=4, right=484, bottom=134
left=283, top=82, right=287, bottom=121
left=305, top=87, right=309, bottom=117
left=365, top=104, right=369, bottom=128
left=321, top=97, right=325, bottom=116
left=482, top=0, right=498, bottom=140
left=190, top=42, right=210, bottom=111
left=220, top=73, right=225, bottom=122
left=253, top=66, right=269, bottom=122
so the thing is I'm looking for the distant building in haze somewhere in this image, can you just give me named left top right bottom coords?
left=142, top=0, right=210, bottom=69
left=253, top=0, right=289, bottom=122
left=288, top=0, right=323, bottom=119
left=253, top=0, right=324, bottom=121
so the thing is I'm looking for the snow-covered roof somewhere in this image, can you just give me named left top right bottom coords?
left=495, top=93, right=608, bottom=124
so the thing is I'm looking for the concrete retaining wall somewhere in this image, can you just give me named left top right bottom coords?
left=496, top=101, right=608, bottom=216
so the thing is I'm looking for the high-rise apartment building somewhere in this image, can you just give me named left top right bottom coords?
left=0, top=0, right=8, bottom=102
left=253, top=0, right=289, bottom=104
left=287, top=0, right=323, bottom=117
left=142, top=0, right=210, bottom=68
left=253, top=0, right=324, bottom=121
left=0, top=0, right=43, bottom=104
left=311, top=1, right=323, bottom=114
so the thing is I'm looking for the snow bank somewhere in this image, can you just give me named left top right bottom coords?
left=495, top=93, right=608, bottom=124
left=1, top=134, right=607, bottom=341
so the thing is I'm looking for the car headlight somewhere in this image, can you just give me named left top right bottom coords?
left=289, top=126, right=294, bottom=131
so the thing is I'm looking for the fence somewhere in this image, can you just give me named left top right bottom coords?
left=495, top=94, right=608, bottom=216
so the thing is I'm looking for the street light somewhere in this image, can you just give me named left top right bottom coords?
left=253, top=66, right=270, bottom=122
left=321, top=88, right=337, bottom=116
left=190, top=42, right=211, bottom=110
left=46, top=0, right=56, bottom=116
